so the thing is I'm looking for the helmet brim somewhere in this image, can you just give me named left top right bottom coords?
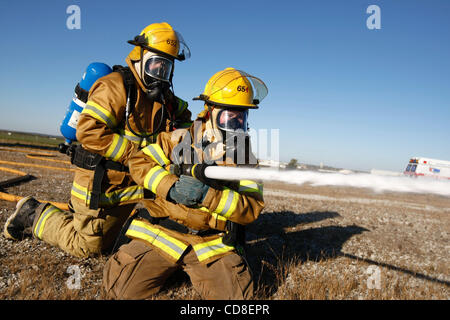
left=127, top=40, right=186, bottom=61
left=192, top=95, right=259, bottom=109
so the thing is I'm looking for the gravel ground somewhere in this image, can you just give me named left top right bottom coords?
left=0, top=147, right=449, bottom=299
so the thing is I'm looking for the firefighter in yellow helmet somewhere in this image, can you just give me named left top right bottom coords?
left=3, top=23, right=194, bottom=259
left=194, top=67, right=266, bottom=164
left=102, top=68, right=268, bottom=299
left=127, top=22, right=191, bottom=104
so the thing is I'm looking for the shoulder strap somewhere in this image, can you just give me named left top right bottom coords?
left=74, top=83, right=89, bottom=103
left=112, top=65, right=137, bottom=107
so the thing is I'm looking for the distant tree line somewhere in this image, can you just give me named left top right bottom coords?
left=286, top=158, right=298, bottom=170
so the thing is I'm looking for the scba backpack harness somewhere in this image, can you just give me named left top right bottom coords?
left=59, top=63, right=151, bottom=209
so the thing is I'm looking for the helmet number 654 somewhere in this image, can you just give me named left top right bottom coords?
left=237, top=85, right=248, bottom=92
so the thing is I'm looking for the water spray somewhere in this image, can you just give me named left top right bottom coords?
left=203, top=166, right=450, bottom=197
left=171, top=163, right=450, bottom=197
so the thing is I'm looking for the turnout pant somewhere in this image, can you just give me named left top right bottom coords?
left=102, top=240, right=254, bottom=300
left=32, top=200, right=136, bottom=258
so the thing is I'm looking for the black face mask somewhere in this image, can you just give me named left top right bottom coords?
left=144, top=76, right=170, bottom=103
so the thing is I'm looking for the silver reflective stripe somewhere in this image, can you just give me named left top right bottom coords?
left=144, top=145, right=167, bottom=167
left=72, top=185, right=143, bottom=205
left=109, top=135, right=126, bottom=160
left=123, top=134, right=151, bottom=148
left=71, top=184, right=86, bottom=197
left=195, top=241, right=228, bottom=257
left=128, top=224, right=185, bottom=256
left=147, top=167, right=166, bottom=189
left=123, top=134, right=141, bottom=142
left=34, top=206, right=60, bottom=238
left=101, top=187, right=144, bottom=204
left=238, top=183, right=260, bottom=193
left=239, top=184, right=256, bottom=192
left=218, top=191, right=235, bottom=216
left=84, top=104, right=115, bottom=128
left=93, top=188, right=144, bottom=205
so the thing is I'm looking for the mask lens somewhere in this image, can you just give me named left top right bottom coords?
left=144, top=56, right=173, bottom=82
left=217, top=109, right=248, bottom=132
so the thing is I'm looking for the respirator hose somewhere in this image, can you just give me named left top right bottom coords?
left=125, top=86, right=165, bottom=143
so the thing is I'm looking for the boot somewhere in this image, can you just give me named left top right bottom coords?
left=3, top=196, right=41, bottom=241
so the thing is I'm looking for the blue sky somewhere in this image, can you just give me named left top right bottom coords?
left=0, top=0, right=449, bottom=172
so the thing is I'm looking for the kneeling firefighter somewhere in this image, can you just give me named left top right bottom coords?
left=102, top=68, right=268, bottom=300
left=3, top=22, right=194, bottom=259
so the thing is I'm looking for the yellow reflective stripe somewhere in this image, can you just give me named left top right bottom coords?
left=71, top=181, right=87, bottom=202
left=214, top=188, right=239, bottom=218
left=122, top=129, right=152, bottom=147
left=71, top=182, right=144, bottom=206
left=126, top=220, right=188, bottom=261
left=104, top=134, right=128, bottom=162
left=82, top=100, right=117, bottom=128
left=119, top=129, right=139, bottom=142
left=33, top=205, right=62, bottom=239
left=199, top=207, right=227, bottom=221
left=211, top=212, right=227, bottom=222
left=238, top=180, right=263, bottom=195
left=144, top=166, right=170, bottom=193
left=197, top=208, right=227, bottom=222
left=108, top=186, right=145, bottom=203
left=193, top=237, right=234, bottom=262
left=142, top=144, right=170, bottom=167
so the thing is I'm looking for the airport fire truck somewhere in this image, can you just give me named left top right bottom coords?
left=404, top=157, right=450, bottom=179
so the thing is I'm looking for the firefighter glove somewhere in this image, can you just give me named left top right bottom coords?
left=168, top=175, right=209, bottom=207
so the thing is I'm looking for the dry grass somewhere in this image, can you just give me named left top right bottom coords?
left=0, top=145, right=449, bottom=300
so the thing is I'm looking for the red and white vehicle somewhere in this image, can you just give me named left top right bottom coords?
left=404, top=157, right=450, bottom=179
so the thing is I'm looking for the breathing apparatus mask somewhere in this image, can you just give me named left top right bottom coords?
left=220, top=109, right=251, bottom=164
left=140, top=52, right=174, bottom=103
left=216, top=109, right=249, bottom=133
left=203, top=106, right=252, bottom=164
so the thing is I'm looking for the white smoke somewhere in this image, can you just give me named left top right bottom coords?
left=204, top=166, right=450, bottom=197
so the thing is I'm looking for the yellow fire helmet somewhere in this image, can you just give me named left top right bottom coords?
left=194, top=68, right=268, bottom=109
left=128, top=22, right=191, bottom=61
